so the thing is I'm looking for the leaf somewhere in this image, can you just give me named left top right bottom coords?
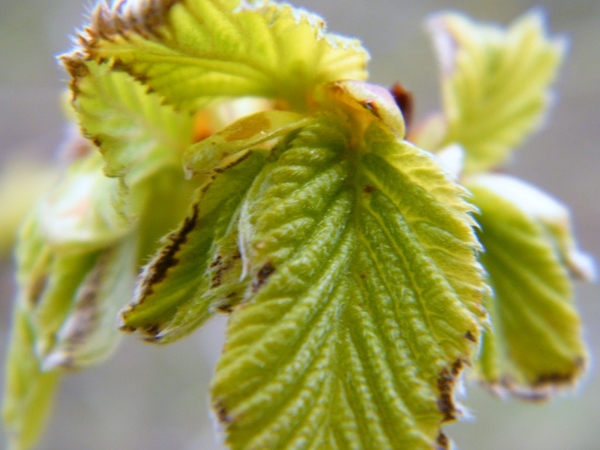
left=119, top=151, right=266, bottom=343
left=211, top=112, right=486, bottom=449
left=467, top=174, right=589, bottom=397
left=2, top=217, right=66, bottom=450
left=428, top=11, right=565, bottom=173
left=0, top=159, right=58, bottom=256
left=37, top=152, right=131, bottom=252
left=42, top=235, right=138, bottom=370
left=183, top=110, right=312, bottom=177
left=71, top=0, right=369, bottom=111
left=2, top=306, right=61, bottom=450
left=61, top=60, right=194, bottom=184
left=2, top=209, right=137, bottom=450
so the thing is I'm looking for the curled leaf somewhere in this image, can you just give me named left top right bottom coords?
left=467, top=174, right=590, bottom=397
left=43, top=236, right=137, bottom=370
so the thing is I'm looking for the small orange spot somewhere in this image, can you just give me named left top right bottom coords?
left=193, top=110, right=214, bottom=142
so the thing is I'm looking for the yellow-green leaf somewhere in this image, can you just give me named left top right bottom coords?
left=72, top=0, right=369, bottom=112
left=428, top=11, right=565, bottom=173
left=42, top=236, right=137, bottom=370
left=62, top=60, right=194, bottom=184
left=37, top=152, right=130, bottom=252
left=183, top=110, right=312, bottom=177
left=212, top=113, right=486, bottom=449
left=467, top=174, right=589, bottom=397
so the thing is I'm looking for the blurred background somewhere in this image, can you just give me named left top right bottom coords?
left=0, top=0, right=598, bottom=449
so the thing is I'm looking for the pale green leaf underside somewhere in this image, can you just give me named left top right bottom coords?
left=467, top=177, right=587, bottom=397
left=212, top=119, right=485, bottom=449
left=428, top=11, right=564, bottom=173
left=76, top=0, right=369, bottom=111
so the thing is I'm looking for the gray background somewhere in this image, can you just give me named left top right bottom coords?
left=0, top=0, right=599, bottom=449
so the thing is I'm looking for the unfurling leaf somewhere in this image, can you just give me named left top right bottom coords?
left=42, top=236, right=138, bottom=370
left=37, top=152, right=130, bottom=252
left=467, top=174, right=590, bottom=397
left=76, top=0, right=369, bottom=111
left=120, top=151, right=266, bottom=343
left=427, top=11, right=565, bottom=173
left=211, top=91, right=486, bottom=449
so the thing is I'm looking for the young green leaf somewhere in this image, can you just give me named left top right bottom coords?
left=211, top=101, right=486, bottom=449
left=467, top=174, right=589, bottom=397
left=37, top=152, right=130, bottom=253
left=2, top=214, right=94, bottom=450
left=60, top=57, right=201, bottom=261
left=43, top=236, right=138, bottom=370
left=120, top=151, right=266, bottom=343
left=183, top=110, right=312, bottom=177
left=428, top=11, right=565, bottom=173
left=61, top=60, right=194, bottom=184
left=74, top=0, right=369, bottom=111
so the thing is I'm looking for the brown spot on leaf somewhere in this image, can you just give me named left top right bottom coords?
left=210, top=258, right=234, bottom=289
left=210, top=255, right=223, bottom=269
left=142, top=323, right=163, bottom=337
left=359, top=273, right=367, bottom=280
left=390, top=82, right=414, bottom=130
left=363, top=185, right=375, bottom=194
left=253, top=262, right=275, bottom=292
left=464, top=330, right=477, bottom=343
left=213, top=399, right=234, bottom=424
left=436, top=359, right=464, bottom=422
left=436, top=431, right=450, bottom=450
left=216, top=303, right=234, bottom=314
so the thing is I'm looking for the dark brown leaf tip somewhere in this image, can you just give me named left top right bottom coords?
left=486, top=356, right=588, bottom=402
left=436, top=431, right=450, bottom=450
left=82, top=0, right=182, bottom=52
left=213, top=399, right=235, bottom=425
left=464, top=330, right=477, bottom=343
